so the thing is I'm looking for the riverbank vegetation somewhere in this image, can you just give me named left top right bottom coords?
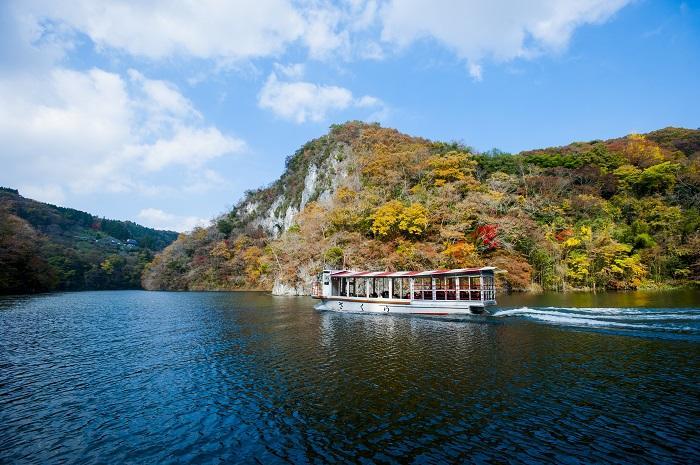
left=143, top=123, right=700, bottom=292
left=0, top=188, right=177, bottom=294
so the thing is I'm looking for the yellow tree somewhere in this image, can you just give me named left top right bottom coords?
left=370, top=201, right=429, bottom=238
left=210, top=240, right=232, bottom=260
left=623, top=134, right=664, bottom=167
left=370, top=200, right=404, bottom=237
left=441, top=241, right=479, bottom=268
left=399, top=203, right=429, bottom=236
left=425, top=151, right=478, bottom=188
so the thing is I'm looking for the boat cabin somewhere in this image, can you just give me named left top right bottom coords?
left=314, top=268, right=497, bottom=305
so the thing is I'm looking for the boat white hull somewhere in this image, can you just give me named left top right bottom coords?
left=313, top=297, right=493, bottom=315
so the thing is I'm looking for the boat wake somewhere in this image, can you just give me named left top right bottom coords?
left=491, top=306, right=700, bottom=337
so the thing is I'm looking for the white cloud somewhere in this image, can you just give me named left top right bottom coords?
left=8, top=0, right=628, bottom=80
left=302, top=5, right=351, bottom=59
left=128, top=69, right=199, bottom=120
left=358, top=41, right=384, bottom=60
left=356, top=95, right=381, bottom=108
left=183, top=169, right=228, bottom=194
left=9, top=0, right=383, bottom=65
left=468, top=63, right=483, bottom=81
left=0, top=1, right=74, bottom=74
left=258, top=73, right=383, bottom=123
left=0, top=68, right=131, bottom=193
left=137, top=208, right=209, bottom=233
left=20, top=184, right=66, bottom=206
left=134, top=126, right=245, bottom=172
left=27, top=0, right=306, bottom=61
left=380, top=0, right=631, bottom=78
left=273, top=62, right=306, bottom=79
left=349, top=0, right=379, bottom=31
left=0, top=66, right=245, bottom=197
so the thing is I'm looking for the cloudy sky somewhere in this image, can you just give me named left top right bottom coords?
left=1, top=1, right=698, bottom=232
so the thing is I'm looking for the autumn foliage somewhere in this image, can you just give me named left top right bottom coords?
left=473, top=224, right=499, bottom=250
left=143, top=123, right=700, bottom=292
left=0, top=188, right=177, bottom=294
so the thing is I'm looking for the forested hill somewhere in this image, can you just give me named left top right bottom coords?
left=143, top=123, right=700, bottom=294
left=0, top=188, right=178, bottom=294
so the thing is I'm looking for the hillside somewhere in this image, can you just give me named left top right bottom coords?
left=0, top=188, right=178, bottom=294
left=143, top=122, right=700, bottom=293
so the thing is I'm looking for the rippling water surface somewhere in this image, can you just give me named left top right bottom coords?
left=1, top=290, right=699, bottom=464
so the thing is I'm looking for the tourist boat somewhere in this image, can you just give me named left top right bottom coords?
left=312, top=267, right=497, bottom=315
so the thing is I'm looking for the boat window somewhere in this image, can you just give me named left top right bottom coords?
left=352, top=278, right=362, bottom=297
left=446, top=277, right=457, bottom=300
left=412, top=278, right=422, bottom=299
left=482, top=274, right=495, bottom=300
left=370, top=278, right=386, bottom=298
left=356, top=278, right=366, bottom=297
left=413, top=277, right=431, bottom=300
left=331, top=277, right=341, bottom=296
left=379, top=278, right=390, bottom=299
left=455, top=275, right=480, bottom=300
left=392, top=278, right=409, bottom=299
left=330, top=272, right=494, bottom=301
left=435, top=277, right=446, bottom=300
left=470, top=276, right=481, bottom=300
left=458, top=276, right=468, bottom=300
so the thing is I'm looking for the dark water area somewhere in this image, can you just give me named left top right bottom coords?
left=1, top=290, right=699, bottom=464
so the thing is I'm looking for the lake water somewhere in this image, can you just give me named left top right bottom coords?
left=1, top=290, right=699, bottom=464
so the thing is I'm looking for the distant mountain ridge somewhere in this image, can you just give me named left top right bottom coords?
left=143, top=122, right=700, bottom=294
left=0, top=188, right=178, bottom=294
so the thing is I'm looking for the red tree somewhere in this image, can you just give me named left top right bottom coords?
left=474, top=224, right=499, bottom=250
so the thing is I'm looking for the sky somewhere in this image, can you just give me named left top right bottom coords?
left=1, top=1, right=698, bottom=232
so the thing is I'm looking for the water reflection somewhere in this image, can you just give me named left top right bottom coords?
left=497, top=289, right=700, bottom=309
left=0, top=290, right=698, bottom=464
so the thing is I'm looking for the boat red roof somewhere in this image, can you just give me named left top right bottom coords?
left=329, top=267, right=495, bottom=278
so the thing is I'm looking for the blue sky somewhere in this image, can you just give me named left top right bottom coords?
left=1, top=0, right=698, bottom=231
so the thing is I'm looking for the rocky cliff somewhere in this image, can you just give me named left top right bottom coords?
left=237, top=139, right=356, bottom=237
left=142, top=122, right=700, bottom=294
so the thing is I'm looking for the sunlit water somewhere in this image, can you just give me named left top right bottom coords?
left=1, top=290, right=699, bottom=464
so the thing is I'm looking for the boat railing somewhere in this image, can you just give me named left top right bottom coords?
left=329, top=289, right=496, bottom=302
left=410, top=289, right=496, bottom=301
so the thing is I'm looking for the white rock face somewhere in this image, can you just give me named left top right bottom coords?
left=243, top=201, right=258, bottom=215
left=230, top=141, right=358, bottom=296
left=271, top=261, right=317, bottom=295
left=282, top=204, right=297, bottom=232
left=255, top=197, right=284, bottom=234
left=240, top=143, right=354, bottom=238
left=271, top=280, right=307, bottom=296
left=300, top=164, right=318, bottom=207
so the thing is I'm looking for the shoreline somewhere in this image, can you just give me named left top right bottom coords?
left=2, top=283, right=697, bottom=298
